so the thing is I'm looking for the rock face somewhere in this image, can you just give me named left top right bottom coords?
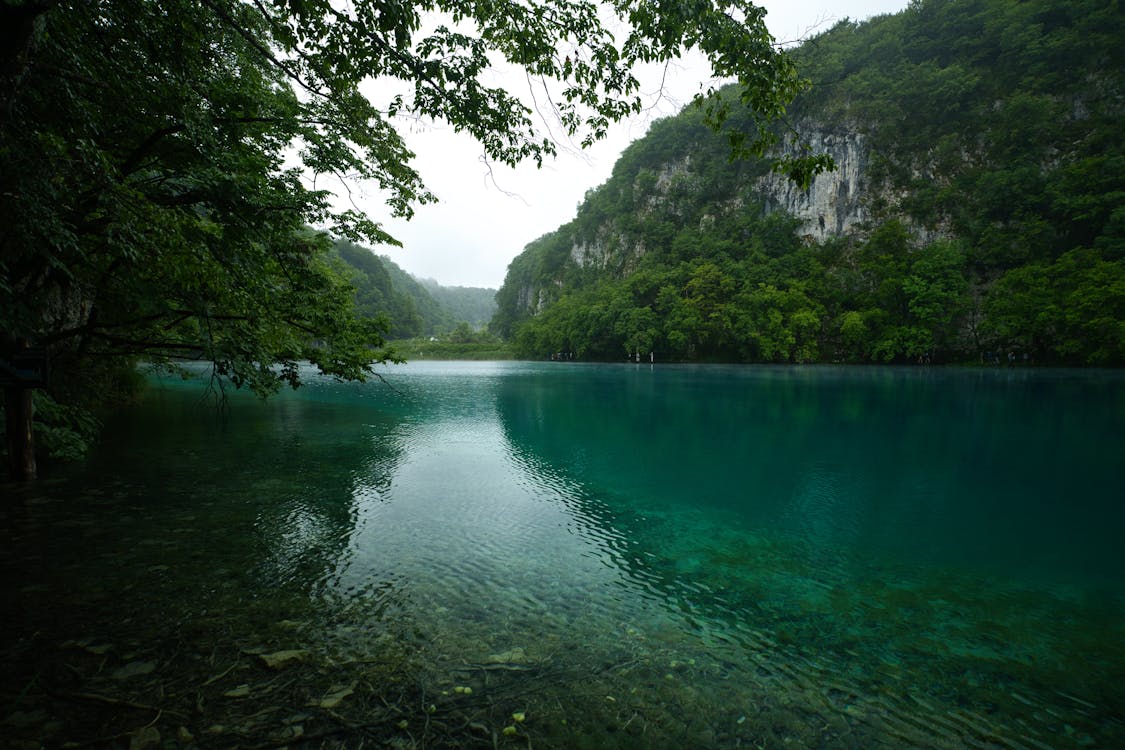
left=570, top=236, right=615, bottom=272
left=756, top=128, right=870, bottom=241
left=570, top=232, right=647, bottom=273
left=571, top=127, right=875, bottom=277
left=500, top=124, right=878, bottom=322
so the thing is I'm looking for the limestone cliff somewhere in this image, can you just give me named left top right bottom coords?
left=756, top=129, right=870, bottom=241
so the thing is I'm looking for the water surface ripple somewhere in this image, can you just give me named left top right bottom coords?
left=2, top=361, right=1122, bottom=748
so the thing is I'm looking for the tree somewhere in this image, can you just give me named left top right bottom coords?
left=984, top=249, right=1125, bottom=364
left=0, top=0, right=820, bottom=479
left=448, top=322, right=475, bottom=344
left=902, top=240, right=970, bottom=359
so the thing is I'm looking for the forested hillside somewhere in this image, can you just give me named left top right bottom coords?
left=332, top=241, right=496, bottom=337
left=493, top=0, right=1124, bottom=364
left=417, top=279, right=498, bottom=330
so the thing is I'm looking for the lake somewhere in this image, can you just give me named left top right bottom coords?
left=2, top=361, right=1123, bottom=748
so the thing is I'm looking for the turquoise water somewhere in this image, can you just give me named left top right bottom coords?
left=2, top=362, right=1123, bottom=748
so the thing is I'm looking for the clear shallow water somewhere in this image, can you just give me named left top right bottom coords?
left=3, top=362, right=1123, bottom=748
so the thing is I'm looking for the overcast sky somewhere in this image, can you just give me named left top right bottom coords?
left=340, top=1, right=912, bottom=289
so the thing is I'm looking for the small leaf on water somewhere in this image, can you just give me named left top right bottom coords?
left=317, top=684, right=355, bottom=709
left=223, top=684, right=251, bottom=698
left=258, top=649, right=308, bottom=669
left=111, top=661, right=156, bottom=680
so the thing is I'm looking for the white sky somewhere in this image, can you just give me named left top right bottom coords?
left=342, top=1, right=912, bottom=289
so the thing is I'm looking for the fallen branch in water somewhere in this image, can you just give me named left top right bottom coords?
left=201, top=662, right=238, bottom=685
left=456, top=662, right=540, bottom=672
left=52, top=689, right=187, bottom=718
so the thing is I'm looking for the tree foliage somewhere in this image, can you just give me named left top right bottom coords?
left=0, top=0, right=816, bottom=471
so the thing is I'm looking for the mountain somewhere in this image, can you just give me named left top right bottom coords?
left=491, top=0, right=1124, bottom=365
left=416, top=278, right=498, bottom=330
left=332, top=240, right=496, bottom=338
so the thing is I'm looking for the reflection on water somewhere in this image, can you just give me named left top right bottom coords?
left=2, top=361, right=1123, bottom=748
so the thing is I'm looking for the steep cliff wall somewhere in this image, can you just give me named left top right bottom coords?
left=499, top=124, right=878, bottom=322
left=757, top=129, right=870, bottom=241
left=569, top=129, right=878, bottom=274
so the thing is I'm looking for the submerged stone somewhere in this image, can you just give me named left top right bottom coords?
left=486, top=647, right=527, bottom=663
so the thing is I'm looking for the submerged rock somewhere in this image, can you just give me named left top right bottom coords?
left=486, top=647, right=527, bottom=664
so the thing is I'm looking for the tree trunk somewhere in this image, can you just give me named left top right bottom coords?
left=1, top=2, right=55, bottom=123
left=5, top=386, right=36, bottom=481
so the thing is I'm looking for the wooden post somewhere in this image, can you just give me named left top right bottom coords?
left=5, top=385, right=36, bottom=481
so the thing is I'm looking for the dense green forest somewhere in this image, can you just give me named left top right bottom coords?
left=331, top=241, right=497, bottom=338
left=493, top=0, right=1124, bottom=365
